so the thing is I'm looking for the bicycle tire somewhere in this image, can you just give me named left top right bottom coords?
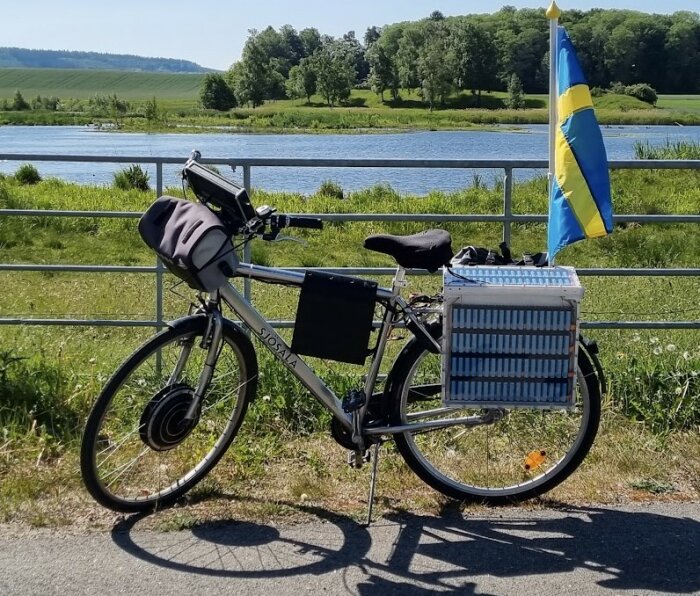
left=387, top=328, right=601, bottom=504
left=81, top=315, right=257, bottom=512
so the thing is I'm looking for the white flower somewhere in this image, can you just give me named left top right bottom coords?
left=683, top=352, right=691, bottom=360
left=675, top=387, right=683, bottom=395
left=653, top=346, right=663, bottom=355
left=262, top=395, right=271, bottom=402
left=632, top=334, right=641, bottom=342
left=649, top=337, right=659, bottom=344
left=666, top=344, right=676, bottom=352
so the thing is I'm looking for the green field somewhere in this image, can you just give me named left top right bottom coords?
left=0, top=161, right=698, bottom=526
left=0, top=68, right=204, bottom=100
left=2, top=68, right=700, bottom=131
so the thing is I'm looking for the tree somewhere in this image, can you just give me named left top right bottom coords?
left=451, top=21, right=499, bottom=105
left=506, top=73, right=525, bottom=109
left=299, top=27, right=323, bottom=58
left=228, top=30, right=273, bottom=107
left=342, top=31, right=369, bottom=83
left=143, top=96, right=161, bottom=121
left=12, top=90, right=29, bottom=111
left=311, top=40, right=356, bottom=107
left=364, top=26, right=381, bottom=48
left=199, top=73, right=236, bottom=110
left=418, top=28, right=455, bottom=110
left=429, top=10, right=445, bottom=21
left=366, top=43, right=393, bottom=101
left=286, top=59, right=317, bottom=103
left=396, top=26, right=424, bottom=93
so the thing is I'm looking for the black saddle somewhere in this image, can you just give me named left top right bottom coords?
left=363, top=230, right=454, bottom=272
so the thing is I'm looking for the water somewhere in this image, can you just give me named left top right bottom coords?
left=1, top=124, right=698, bottom=194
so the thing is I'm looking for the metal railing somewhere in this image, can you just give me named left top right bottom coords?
left=1, top=153, right=698, bottom=331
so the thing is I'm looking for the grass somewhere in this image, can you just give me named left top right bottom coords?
left=1, top=70, right=698, bottom=131
left=0, top=68, right=204, bottom=100
left=0, top=163, right=698, bottom=527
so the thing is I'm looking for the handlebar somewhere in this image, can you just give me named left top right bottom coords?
left=272, top=215, right=324, bottom=230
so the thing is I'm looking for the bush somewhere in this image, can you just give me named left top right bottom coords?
left=610, top=81, right=626, bottom=95
left=317, top=180, right=344, bottom=199
left=624, top=83, right=658, bottom=106
left=590, top=86, right=605, bottom=97
left=113, top=165, right=150, bottom=191
left=506, top=74, right=525, bottom=110
left=14, top=163, right=42, bottom=185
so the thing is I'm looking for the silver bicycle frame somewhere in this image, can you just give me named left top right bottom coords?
left=218, top=262, right=490, bottom=437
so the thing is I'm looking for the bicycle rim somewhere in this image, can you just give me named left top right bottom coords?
left=393, top=346, right=598, bottom=502
left=82, top=320, right=254, bottom=510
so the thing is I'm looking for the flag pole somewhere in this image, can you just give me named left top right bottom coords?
left=546, top=1, right=561, bottom=265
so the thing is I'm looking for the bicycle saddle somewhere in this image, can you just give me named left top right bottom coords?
left=363, top=230, right=454, bottom=272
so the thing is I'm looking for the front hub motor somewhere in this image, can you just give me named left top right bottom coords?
left=139, top=384, right=199, bottom=451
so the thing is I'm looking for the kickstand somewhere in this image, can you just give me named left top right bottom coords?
left=365, top=442, right=380, bottom=527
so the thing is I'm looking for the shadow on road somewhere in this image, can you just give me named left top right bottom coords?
left=112, top=502, right=699, bottom=594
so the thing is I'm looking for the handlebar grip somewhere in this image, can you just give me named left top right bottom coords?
left=275, top=215, right=324, bottom=230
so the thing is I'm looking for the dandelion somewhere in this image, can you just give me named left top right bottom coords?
left=649, top=337, right=659, bottom=344
left=666, top=344, right=676, bottom=352
left=653, top=346, right=663, bottom=355
left=262, top=395, right=271, bottom=402
left=683, top=351, right=691, bottom=360
left=89, top=357, right=96, bottom=364
left=632, top=334, right=641, bottom=342
left=675, top=387, right=683, bottom=395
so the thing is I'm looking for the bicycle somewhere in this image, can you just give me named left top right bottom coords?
left=80, top=152, right=605, bottom=516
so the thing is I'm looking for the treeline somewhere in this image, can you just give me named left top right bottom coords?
left=203, top=8, right=699, bottom=110
left=0, top=47, right=210, bottom=73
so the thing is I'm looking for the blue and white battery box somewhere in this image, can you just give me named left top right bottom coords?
left=443, top=266, right=583, bottom=408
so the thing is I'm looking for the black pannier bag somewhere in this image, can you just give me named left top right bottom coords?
left=292, top=271, right=378, bottom=365
left=138, top=196, right=238, bottom=292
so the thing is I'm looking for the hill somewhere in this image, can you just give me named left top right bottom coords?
left=0, top=68, right=204, bottom=100
left=0, top=47, right=211, bottom=73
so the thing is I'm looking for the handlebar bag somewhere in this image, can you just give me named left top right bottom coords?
left=138, top=195, right=238, bottom=292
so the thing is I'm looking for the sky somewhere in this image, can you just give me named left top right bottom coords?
left=1, top=1, right=698, bottom=70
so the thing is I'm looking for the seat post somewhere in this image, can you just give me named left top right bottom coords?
left=391, top=266, right=408, bottom=295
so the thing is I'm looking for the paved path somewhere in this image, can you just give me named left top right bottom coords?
left=1, top=503, right=699, bottom=595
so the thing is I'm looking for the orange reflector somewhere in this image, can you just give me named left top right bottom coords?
left=524, top=450, right=547, bottom=471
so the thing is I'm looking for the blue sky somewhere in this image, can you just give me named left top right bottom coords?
left=2, top=1, right=698, bottom=70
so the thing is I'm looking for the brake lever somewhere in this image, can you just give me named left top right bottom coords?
left=272, top=235, right=308, bottom=247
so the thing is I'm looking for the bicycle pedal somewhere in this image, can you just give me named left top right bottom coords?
left=347, top=450, right=367, bottom=469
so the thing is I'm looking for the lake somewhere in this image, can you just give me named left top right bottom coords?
left=1, top=124, right=698, bottom=194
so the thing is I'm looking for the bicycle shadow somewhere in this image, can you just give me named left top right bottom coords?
left=111, top=500, right=700, bottom=594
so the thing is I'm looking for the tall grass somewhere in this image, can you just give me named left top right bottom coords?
left=634, top=139, right=700, bottom=160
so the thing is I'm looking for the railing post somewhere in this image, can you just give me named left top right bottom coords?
left=243, top=165, right=252, bottom=303
left=155, top=161, right=165, bottom=332
left=503, top=167, right=513, bottom=247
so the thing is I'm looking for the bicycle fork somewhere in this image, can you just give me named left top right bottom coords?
left=168, top=308, right=224, bottom=423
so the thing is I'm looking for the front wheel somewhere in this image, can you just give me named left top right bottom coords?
left=388, top=332, right=601, bottom=504
left=81, top=315, right=258, bottom=512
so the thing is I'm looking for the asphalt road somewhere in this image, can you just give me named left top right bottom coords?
left=1, top=503, right=698, bottom=595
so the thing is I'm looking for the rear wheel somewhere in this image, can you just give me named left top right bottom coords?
left=388, top=333, right=600, bottom=503
left=81, top=315, right=257, bottom=512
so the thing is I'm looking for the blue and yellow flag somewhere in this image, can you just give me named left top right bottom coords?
left=548, top=27, right=613, bottom=261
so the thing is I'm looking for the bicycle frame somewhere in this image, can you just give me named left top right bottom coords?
left=215, top=262, right=495, bottom=441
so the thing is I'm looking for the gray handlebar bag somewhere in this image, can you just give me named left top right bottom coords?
left=138, top=195, right=238, bottom=292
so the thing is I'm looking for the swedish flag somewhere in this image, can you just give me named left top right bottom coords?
left=548, top=27, right=613, bottom=261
